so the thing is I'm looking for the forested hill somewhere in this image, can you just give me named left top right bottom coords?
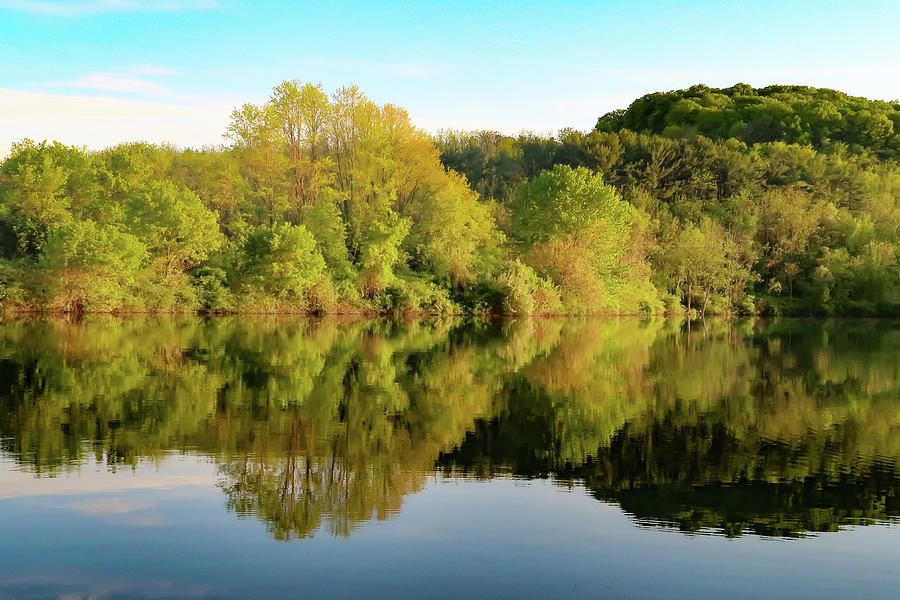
left=595, top=84, right=900, bottom=158
left=1, top=81, right=899, bottom=316
left=438, top=83, right=900, bottom=316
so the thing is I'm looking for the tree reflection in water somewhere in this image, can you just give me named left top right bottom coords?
left=0, top=316, right=898, bottom=538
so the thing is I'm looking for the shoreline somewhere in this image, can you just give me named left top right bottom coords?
left=2, top=309, right=898, bottom=320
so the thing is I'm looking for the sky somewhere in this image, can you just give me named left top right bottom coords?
left=1, top=0, right=899, bottom=155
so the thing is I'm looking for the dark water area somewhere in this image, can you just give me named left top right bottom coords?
left=0, top=316, right=898, bottom=599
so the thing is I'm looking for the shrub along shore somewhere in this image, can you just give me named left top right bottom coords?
left=2, top=82, right=900, bottom=316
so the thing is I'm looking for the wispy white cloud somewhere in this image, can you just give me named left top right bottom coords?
left=70, top=71, right=167, bottom=94
left=374, top=63, right=431, bottom=78
left=309, top=58, right=435, bottom=80
left=0, top=0, right=218, bottom=16
left=60, top=68, right=203, bottom=103
left=0, top=88, right=231, bottom=157
left=129, top=64, right=175, bottom=76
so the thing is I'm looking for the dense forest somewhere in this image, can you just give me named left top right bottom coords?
left=2, top=82, right=900, bottom=315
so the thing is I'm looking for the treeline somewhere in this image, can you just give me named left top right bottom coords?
left=2, top=82, right=900, bottom=315
left=595, top=83, right=900, bottom=157
left=439, top=85, right=900, bottom=315
left=0, top=82, right=504, bottom=314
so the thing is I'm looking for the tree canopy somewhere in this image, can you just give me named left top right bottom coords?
left=3, top=81, right=900, bottom=315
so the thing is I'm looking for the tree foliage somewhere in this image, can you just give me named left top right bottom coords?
left=437, top=83, right=900, bottom=315
left=3, top=81, right=900, bottom=315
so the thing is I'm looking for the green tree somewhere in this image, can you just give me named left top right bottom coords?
left=36, top=220, right=146, bottom=311
left=658, top=219, right=751, bottom=315
left=510, top=165, right=655, bottom=312
left=125, top=180, right=225, bottom=277
left=239, top=222, right=326, bottom=304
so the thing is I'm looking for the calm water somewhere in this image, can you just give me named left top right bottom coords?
left=0, top=317, right=898, bottom=599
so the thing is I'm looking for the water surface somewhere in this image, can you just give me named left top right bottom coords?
left=0, top=317, right=898, bottom=599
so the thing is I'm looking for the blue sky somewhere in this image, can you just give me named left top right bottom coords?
left=1, top=0, right=899, bottom=153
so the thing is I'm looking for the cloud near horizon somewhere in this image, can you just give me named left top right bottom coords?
left=58, top=66, right=208, bottom=104
left=0, top=89, right=231, bottom=156
left=69, top=72, right=168, bottom=94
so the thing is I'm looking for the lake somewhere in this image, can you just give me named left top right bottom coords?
left=0, top=316, right=898, bottom=599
